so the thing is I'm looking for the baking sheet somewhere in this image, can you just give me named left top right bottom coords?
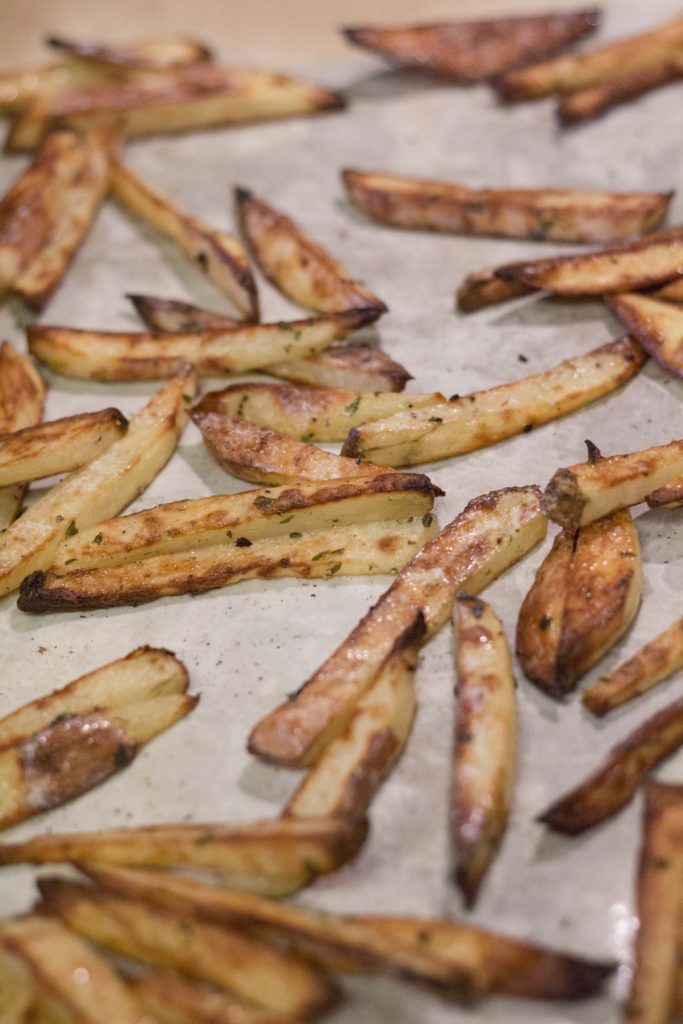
left=1, top=1, right=683, bottom=1020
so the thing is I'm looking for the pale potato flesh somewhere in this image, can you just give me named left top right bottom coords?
left=0, top=343, right=45, bottom=530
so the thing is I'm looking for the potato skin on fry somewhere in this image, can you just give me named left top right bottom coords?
left=607, top=292, right=683, bottom=380
left=558, top=60, right=683, bottom=125
left=456, top=267, right=534, bottom=313
left=46, top=34, right=213, bottom=71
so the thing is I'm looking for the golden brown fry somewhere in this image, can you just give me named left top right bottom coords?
left=46, top=34, right=213, bottom=72
left=129, top=970, right=283, bottom=1024
left=249, top=486, right=546, bottom=767
left=456, top=266, right=535, bottom=313
left=515, top=529, right=572, bottom=695
left=654, top=277, right=683, bottom=303
left=344, top=169, right=670, bottom=243
left=342, top=10, right=599, bottom=81
left=452, top=597, right=516, bottom=908
left=111, top=161, right=257, bottom=320
left=0, top=343, right=45, bottom=531
left=607, top=292, right=683, bottom=380
left=342, top=338, right=646, bottom=467
left=558, top=58, right=683, bottom=125
left=583, top=617, right=683, bottom=717
left=540, top=696, right=683, bottom=834
left=129, top=293, right=240, bottom=332
left=236, top=188, right=387, bottom=314
left=646, top=476, right=683, bottom=509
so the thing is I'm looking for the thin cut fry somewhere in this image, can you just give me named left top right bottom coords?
left=0, top=343, right=45, bottom=530
left=456, top=266, right=534, bottom=313
left=607, top=291, right=683, bottom=379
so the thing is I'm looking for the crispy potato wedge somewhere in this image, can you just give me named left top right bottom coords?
left=0, top=914, right=144, bottom=1024
left=0, top=647, right=195, bottom=830
left=495, top=226, right=683, bottom=295
left=0, top=409, right=127, bottom=487
left=236, top=189, right=386, bottom=314
left=193, top=410, right=391, bottom=486
left=558, top=58, right=683, bottom=125
left=129, top=970, right=283, bottom=1024
left=608, top=292, right=683, bottom=379
left=0, top=343, right=45, bottom=531
left=28, top=308, right=380, bottom=381
left=452, top=596, right=516, bottom=908
left=583, top=616, right=683, bottom=717
left=543, top=436, right=683, bottom=530
left=111, top=161, right=257, bottom=320
left=46, top=35, right=213, bottom=72
left=0, top=64, right=97, bottom=114
left=194, top=381, right=445, bottom=442
left=342, top=10, right=599, bottom=81
left=456, top=266, right=535, bottom=313
left=646, top=476, right=683, bottom=509
left=494, top=14, right=683, bottom=100
left=540, top=695, right=683, bottom=834
left=284, top=612, right=424, bottom=819
left=0, top=367, right=195, bottom=597
left=654, top=277, right=683, bottom=303
left=249, top=486, right=546, bottom=767
left=344, top=170, right=671, bottom=244
left=38, top=878, right=337, bottom=1020
left=342, top=337, right=645, bottom=467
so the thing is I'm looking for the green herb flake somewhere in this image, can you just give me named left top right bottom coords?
left=328, top=562, right=342, bottom=576
left=312, top=547, right=345, bottom=562
left=428, top=416, right=443, bottom=424
left=289, top=531, right=303, bottom=539
left=182, top=393, right=192, bottom=405
left=422, top=513, right=433, bottom=528
left=65, top=520, right=78, bottom=539
left=279, top=515, right=294, bottom=525
left=93, top=533, right=103, bottom=545
left=254, top=495, right=274, bottom=509
left=64, top=558, right=77, bottom=566
left=344, top=395, right=362, bottom=416
left=539, top=614, right=552, bottom=631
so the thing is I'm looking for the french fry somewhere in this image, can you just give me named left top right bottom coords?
left=344, top=169, right=671, bottom=243
left=495, top=226, right=683, bottom=295
left=543, top=436, right=683, bottom=530
left=342, top=337, right=646, bottom=467
left=583, top=616, right=683, bottom=717
left=249, top=486, right=546, bottom=767
left=607, top=291, right=683, bottom=379
left=28, top=308, right=380, bottom=381
left=0, top=816, right=368, bottom=895
left=129, top=293, right=240, bottom=332
left=46, top=34, right=213, bottom=72
left=236, top=189, right=387, bottom=314
left=129, top=970, right=283, bottom=1024
left=0, top=409, right=127, bottom=486
left=110, top=161, right=257, bottom=320
left=0, top=343, right=45, bottom=530
left=539, top=696, right=683, bottom=834
left=452, top=597, right=516, bottom=907
left=654, top=277, right=683, bottom=303
left=0, top=367, right=195, bottom=597
left=0, top=646, right=195, bottom=830
left=341, top=10, right=599, bottom=81
left=38, top=878, right=337, bottom=1020
left=7, top=66, right=345, bottom=151
left=456, top=266, right=534, bottom=313
left=646, top=476, right=683, bottom=510
left=558, top=58, right=683, bottom=125
left=284, top=613, right=425, bottom=819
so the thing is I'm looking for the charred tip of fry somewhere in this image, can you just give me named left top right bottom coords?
left=235, top=186, right=254, bottom=207
left=536, top=804, right=585, bottom=836
left=493, top=264, right=528, bottom=283
left=341, top=428, right=361, bottom=459
left=584, top=439, right=603, bottom=464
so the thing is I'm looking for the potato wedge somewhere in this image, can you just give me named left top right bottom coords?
left=0, top=647, right=195, bottom=830
left=646, top=476, right=683, bottom=509
left=46, top=34, right=213, bottom=72
left=495, top=226, right=683, bottom=295
left=493, top=14, right=683, bottom=100
left=540, top=696, right=683, bottom=834
left=654, top=277, right=683, bottom=303
left=249, top=485, right=546, bottom=767
left=342, top=337, right=645, bottom=467
left=0, top=409, right=127, bottom=487
left=342, top=10, right=599, bottom=81
left=608, top=292, right=683, bottom=379
left=0, top=367, right=195, bottom=597
left=284, top=612, right=424, bottom=819
left=0, top=915, right=144, bottom=1024
left=583, top=617, right=683, bottom=717
left=38, top=878, right=337, bottom=1020
left=111, top=161, right=257, bottom=320
left=236, top=189, right=387, bottom=314
left=129, top=970, right=282, bottom=1024
left=28, top=308, right=380, bottom=381
left=194, top=381, right=445, bottom=442
left=543, top=436, right=683, bottom=530
left=129, top=293, right=240, bottom=332
left=452, top=597, right=516, bottom=908
left=0, top=343, right=45, bottom=531
left=558, top=59, right=683, bottom=125
left=7, top=66, right=345, bottom=151
left=0, top=816, right=368, bottom=894
left=344, top=170, right=670, bottom=244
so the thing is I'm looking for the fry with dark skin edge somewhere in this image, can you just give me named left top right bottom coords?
left=249, top=486, right=546, bottom=767
left=539, top=696, right=683, bottom=835
left=646, top=476, right=683, bottom=510
left=583, top=616, right=683, bottom=717
left=654, top=277, right=683, bottom=303
left=452, top=597, right=516, bottom=908
left=607, top=292, right=683, bottom=380
left=236, top=188, right=387, bottom=314
left=558, top=59, right=683, bottom=125
left=45, top=34, right=213, bottom=71
left=111, top=161, right=258, bottom=321
left=0, top=343, right=45, bottom=531
left=129, top=970, right=286, bottom=1024
left=515, top=529, right=573, bottom=695
left=456, top=266, right=535, bottom=313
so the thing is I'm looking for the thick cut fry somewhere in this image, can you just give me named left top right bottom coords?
left=0, top=409, right=127, bottom=486
left=0, top=343, right=45, bottom=530
left=452, top=597, right=516, bottom=908
left=515, top=529, right=572, bottom=695
left=558, top=59, right=683, bottom=125
left=342, top=10, right=599, bottom=81
left=583, top=617, right=683, bottom=717
left=0, top=817, right=367, bottom=894
left=344, top=170, right=670, bottom=243
left=543, top=436, right=683, bottom=530
left=111, top=161, right=257, bottom=320
left=284, top=613, right=424, bottom=819
left=608, top=292, right=683, bottom=379
left=129, top=970, right=281, bottom=1024
left=456, top=266, right=534, bottom=313
left=7, top=66, right=345, bottom=151
left=79, top=865, right=614, bottom=1002
left=540, top=696, right=683, bottom=834
left=38, top=879, right=337, bottom=1020
left=28, top=308, right=380, bottom=381
left=0, top=367, right=195, bottom=597
left=46, top=35, right=213, bottom=72
left=495, top=226, right=683, bottom=295
left=0, top=915, right=145, bottom=1024
left=236, top=189, right=387, bottom=314
left=494, top=14, right=683, bottom=100
left=249, top=486, right=546, bottom=767
left=342, top=337, right=645, bottom=467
